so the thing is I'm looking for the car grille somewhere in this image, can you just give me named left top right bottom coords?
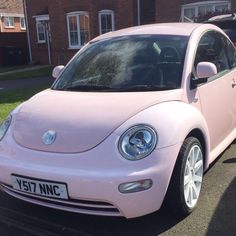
left=0, top=183, right=121, bottom=217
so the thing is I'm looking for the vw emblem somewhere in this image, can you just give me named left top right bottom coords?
left=42, top=130, right=57, bottom=145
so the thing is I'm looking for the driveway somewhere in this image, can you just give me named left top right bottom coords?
left=0, top=141, right=235, bottom=235
left=0, top=77, right=53, bottom=90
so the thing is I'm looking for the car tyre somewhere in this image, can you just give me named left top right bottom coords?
left=164, top=137, right=204, bottom=216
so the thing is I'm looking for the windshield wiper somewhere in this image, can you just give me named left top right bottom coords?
left=118, top=85, right=177, bottom=92
left=62, top=84, right=113, bottom=91
left=56, top=84, right=177, bottom=92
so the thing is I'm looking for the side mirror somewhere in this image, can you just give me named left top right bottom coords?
left=197, top=62, right=217, bottom=79
left=191, top=62, right=217, bottom=88
left=52, top=65, right=65, bottom=79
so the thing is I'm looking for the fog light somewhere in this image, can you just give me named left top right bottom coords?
left=118, top=179, right=152, bottom=193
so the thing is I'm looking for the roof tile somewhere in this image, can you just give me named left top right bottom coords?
left=0, top=0, right=24, bottom=14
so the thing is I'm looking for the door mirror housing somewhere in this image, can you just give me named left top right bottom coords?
left=196, top=62, right=217, bottom=79
left=191, top=62, right=217, bottom=88
left=52, top=65, right=65, bottom=79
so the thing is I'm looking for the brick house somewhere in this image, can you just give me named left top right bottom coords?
left=24, top=0, right=236, bottom=65
left=0, top=0, right=26, bottom=33
left=0, top=0, right=28, bottom=66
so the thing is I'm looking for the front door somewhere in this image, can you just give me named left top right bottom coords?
left=195, top=30, right=236, bottom=152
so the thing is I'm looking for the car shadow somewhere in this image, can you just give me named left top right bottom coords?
left=206, top=177, right=236, bottom=236
left=62, top=207, right=185, bottom=236
left=223, top=157, right=236, bottom=163
left=0, top=191, right=186, bottom=236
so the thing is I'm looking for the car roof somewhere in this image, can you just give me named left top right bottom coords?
left=91, top=23, right=202, bottom=43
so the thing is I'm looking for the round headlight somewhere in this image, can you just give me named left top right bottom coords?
left=118, top=125, right=157, bottom=160
left=0, top=115, right=12, bottom=141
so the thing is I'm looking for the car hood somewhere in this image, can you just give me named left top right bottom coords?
left=13, top=89, right=183, bottom=153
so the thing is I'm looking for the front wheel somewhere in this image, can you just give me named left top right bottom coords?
left=165, top=137, right=204, bottom=216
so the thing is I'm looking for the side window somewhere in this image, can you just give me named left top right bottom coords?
left=223, top=37, right=236, bottom=69
left=194, top=31, right=230, bottom=77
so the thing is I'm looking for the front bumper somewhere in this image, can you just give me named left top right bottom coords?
left=0, top=133, right=181, bottom=218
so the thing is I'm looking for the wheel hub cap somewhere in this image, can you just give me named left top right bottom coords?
left=184, top=145, right=204, bottom=209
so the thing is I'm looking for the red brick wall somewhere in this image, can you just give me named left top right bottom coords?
left=26, top=0, right=236, bottom=65
left=50, top=0, right=136, bottom=64
left=26, top=0, right=137, bottom=65
left=1, top=17, right=26, bottom=33
left=25, top=0, right=49, bottom=64
left=156, top=0, right=181, bottom=22
left=140, top=0, right=156, bottom=24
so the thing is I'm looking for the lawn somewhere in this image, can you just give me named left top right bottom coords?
left=0, top=66, right=54, bottom=80
left=0, top=86, right=48, bottom=122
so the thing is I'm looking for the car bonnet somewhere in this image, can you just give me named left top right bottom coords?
left=12, top=89, right=182, bottom=153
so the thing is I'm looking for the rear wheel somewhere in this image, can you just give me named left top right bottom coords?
left=165, top=137, right=204, bottom=216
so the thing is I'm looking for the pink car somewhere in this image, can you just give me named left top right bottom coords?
left=0, top=23, right=236, bottom=219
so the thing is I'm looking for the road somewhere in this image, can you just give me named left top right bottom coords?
left=0, top=77, right=53, bottom=90
left=0, top=142, right=235, bottom=236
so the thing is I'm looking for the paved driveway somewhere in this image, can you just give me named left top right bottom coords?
left=0, top=141, right=235, bottom=235
left=0, top=77, right=53, bottom=90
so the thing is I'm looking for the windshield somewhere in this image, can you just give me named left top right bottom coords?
left=53, top=35, right=188, bottom=92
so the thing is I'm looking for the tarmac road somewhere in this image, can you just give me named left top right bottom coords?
left=0, top=77, right=53, bottom=90
left=0, top=141, right=235, bottom=236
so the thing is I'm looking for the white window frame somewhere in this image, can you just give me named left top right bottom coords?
left=20, top=17, right=26, bottom=30
left=34, top=15, right=49, bottom=44
left=67, top=11, right=90, bottom=49
left=4, top=16, right=14, bottom=28
left=36, top=21, right=46, bottom=43
left=98, top=10, right=115, bottom=35
left=181, top=1, right=231, bottom=22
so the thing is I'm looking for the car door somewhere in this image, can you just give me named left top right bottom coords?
left=195, top=30, right=236, bottom=152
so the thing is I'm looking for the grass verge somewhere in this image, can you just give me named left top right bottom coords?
left=0, top=85, right=48, bottom=122
left=0, top=66, right=53, bottom=80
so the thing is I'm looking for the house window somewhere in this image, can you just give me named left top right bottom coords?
left=36, top=21, right=46, bottom=43
left=20, top=17, right=26, bottom=30
left=99, top=10, right=114, bottom=35
left=4, top=16, right=14, bottom=28
left=181, top=1, right=231, bottom=22
left=67, top=12, right=90, bottom=48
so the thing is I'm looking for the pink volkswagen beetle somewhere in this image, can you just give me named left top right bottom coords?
left=1, top=23, right=236, bottom=218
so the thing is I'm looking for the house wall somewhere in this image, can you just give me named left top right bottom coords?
left=156, top=0, right=182, bottom=22
left=0, top=16, right=25, bottom=32
left=140, top=0, right=156, bottom=24
left=25, top=0, right=49, bottom=64
left=156, top=0, right=234, bottom=22
left=25, top=0, right=137, bottom=65
left=26, top=0, right=235, bottom=65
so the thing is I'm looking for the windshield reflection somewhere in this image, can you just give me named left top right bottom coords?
left=53, top=35, right=188, bottom=92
